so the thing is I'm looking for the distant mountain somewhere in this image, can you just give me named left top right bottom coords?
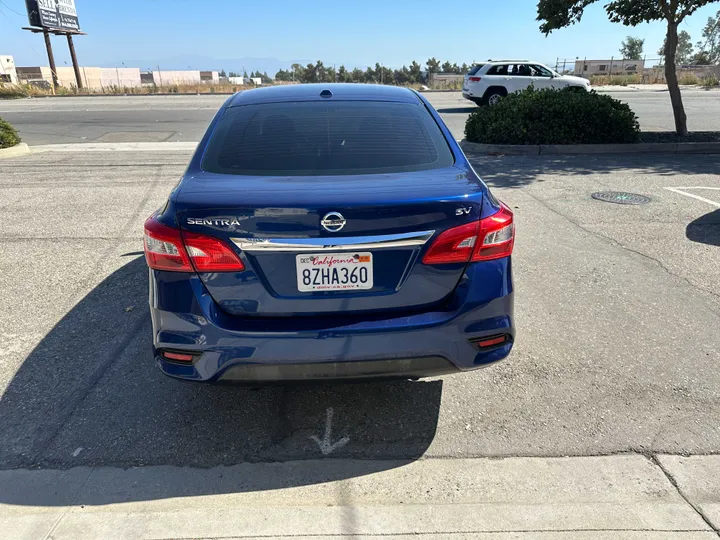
left=99, top=55, right=319, bottom=74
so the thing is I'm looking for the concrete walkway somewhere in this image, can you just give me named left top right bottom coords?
left=2, top=455, right=719, bottom=539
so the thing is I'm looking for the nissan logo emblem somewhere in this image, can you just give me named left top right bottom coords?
left=320, top=212, right=346, bottom=233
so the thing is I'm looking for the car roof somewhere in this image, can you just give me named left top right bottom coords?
left=229, top=83, right=421, bottom=107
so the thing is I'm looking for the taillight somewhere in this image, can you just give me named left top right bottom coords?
left=144, top=216, right=192, bottom=271
left=143, top=216, right=245, bottom=272
left=422, top=204, right=514, bottom=265
left=473, top=203, right=514, bottom=262
left=183, top=230, right=245, bottom=272
left=422, top=221, right=479, bottom=265
left=469, top=76, right=481, bottom=82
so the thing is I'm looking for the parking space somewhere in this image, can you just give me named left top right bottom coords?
left=1, top=148, right=719, bottom=483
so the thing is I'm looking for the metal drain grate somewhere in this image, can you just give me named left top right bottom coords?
left=591, top=191, right=650, bottom=205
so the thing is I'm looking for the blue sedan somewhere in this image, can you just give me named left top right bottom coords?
left=143, top=83, right=515, bottom=382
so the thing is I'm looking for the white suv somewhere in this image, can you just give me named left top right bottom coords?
left=462, top=61, right=591, bottom=105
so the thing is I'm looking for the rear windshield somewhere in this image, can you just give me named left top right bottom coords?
left=467, top=64, right=484, bottom=75
left=201, top=101, right=454, bottom=176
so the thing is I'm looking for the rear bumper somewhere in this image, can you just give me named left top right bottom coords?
left=217, top=357, right=458, bottom=382
left=149, top=259, right=514, bottom=383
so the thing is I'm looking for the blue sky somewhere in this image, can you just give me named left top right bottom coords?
left=1, top=0, right=718, bottom=71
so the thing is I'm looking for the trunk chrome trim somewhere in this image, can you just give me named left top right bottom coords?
left=231, top=230, right=435, bottom=252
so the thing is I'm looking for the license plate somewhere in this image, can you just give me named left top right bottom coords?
left=296, top=252, right=373, bottom=292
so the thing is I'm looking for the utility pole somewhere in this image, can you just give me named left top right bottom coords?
left=43, top=29, right=59, bottom=92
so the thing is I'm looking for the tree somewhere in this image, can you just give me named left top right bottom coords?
left=408, top=61, right=423, bottom=83
left=426, top=57, right=441, bottom=74
left=274, top=69, right=291, bottom=81
left=228, top=71, right=240, bottom=78
left=337, top=65, right=349, bottom=82
left=394, top=65, right=410, bottom=85
left=537, top=0, right=718, bottom=136
left=658, top=30, right=694, bottom=63
left=697, top=9, right=720, bottom=63
left=219, top=69, right=227, bottom=77
left=243, top=70, right=248, bottom=78
left=620, top=36, right=645, bottom=59
left=351, top=67, right=365, bottom=83
left=690, top=49, right=713, bottom=64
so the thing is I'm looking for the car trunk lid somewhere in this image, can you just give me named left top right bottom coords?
left=176, top=168, right=484, bottom=316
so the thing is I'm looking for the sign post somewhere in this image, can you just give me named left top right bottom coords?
left=66, top=35, right=82, bottom=89
left=42, top=28, right=59, bottom=90
left=23, top=0, right=86, bottom=91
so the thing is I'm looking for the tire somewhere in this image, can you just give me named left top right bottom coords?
left=482, top=88, right=507, bottom=106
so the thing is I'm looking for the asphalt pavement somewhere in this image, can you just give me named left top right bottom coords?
left=2, top=89, right=720, bottom=145
left=1, top=147, right=719, bottom=470
left=1, top=95, right=720, bottom=538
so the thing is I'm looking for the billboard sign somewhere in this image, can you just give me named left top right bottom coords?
left=26, top=0, right=81, bottom=32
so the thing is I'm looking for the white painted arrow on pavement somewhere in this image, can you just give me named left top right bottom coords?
left=310, top=407, right=350, bottom=455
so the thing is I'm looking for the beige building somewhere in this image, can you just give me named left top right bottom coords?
left=575, top=59, right=645, bottom=76
left=16, top=66, right=54, bottom=87
left=15, top=65, right=218, bottom=90
left=0, top=55, right=18, bottom=84
left=151, top=70, right=219, bottom=85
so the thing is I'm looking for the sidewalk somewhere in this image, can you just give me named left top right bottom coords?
left=2, top=455, right=718, bottom=539
left=593, top=83, right=720, bottom=92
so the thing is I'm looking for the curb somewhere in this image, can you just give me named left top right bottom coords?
left=25, top=92, right=236, bottom=98
left=0, top=142, right=30, bottom=159
left=30, top=142, right=198, bottom=153
left=460, top=139, right=720, bottom=156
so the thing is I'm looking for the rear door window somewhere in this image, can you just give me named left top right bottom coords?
left=202, top=101, right=454, bottom=176
left=486, top=65, right=510, bottom=76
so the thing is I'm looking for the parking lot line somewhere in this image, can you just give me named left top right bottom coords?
left=663, top=187, right=720, bottom=208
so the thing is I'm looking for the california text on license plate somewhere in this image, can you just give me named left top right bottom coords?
left=296, top=252, right=373, bottom=292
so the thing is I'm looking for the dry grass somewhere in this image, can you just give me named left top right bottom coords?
left=701, top=74, right=719, bottom=88
left=1, top=82, right=255, bottom=98
left=588, top=74, right=642, bottom=86
left=0, top=84, right=48, bottom=98
left=679, top=73, right=701, bottom=85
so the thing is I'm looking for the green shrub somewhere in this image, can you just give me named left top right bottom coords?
left=465, top=87, right=640, bottom=145
left=0, top=117, right=21, bottom=148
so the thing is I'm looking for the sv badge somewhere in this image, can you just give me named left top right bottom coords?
left=455, top=207, right=472, bottom=216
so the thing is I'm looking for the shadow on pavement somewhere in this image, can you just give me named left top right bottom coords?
left=0, top=256, right=442, bottom=505
left=686, top=208, right=720, bottom=246
left=468, top=153, right=720, bottom=188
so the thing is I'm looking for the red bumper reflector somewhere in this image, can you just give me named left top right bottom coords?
left=471, top=334, right=510, bottom=349
left=161, top=351, right=196, bottom=362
